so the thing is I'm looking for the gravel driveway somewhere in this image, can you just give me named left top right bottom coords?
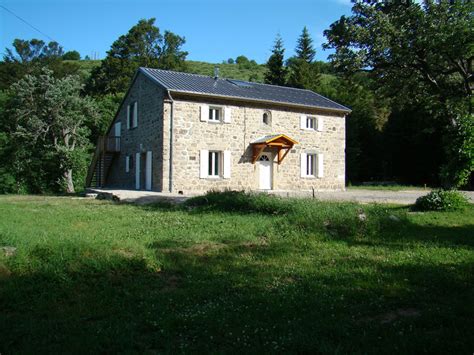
left=87, top=188, right=473, bottom=205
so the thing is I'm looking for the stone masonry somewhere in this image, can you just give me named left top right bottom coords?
left=105, top=73, right=346, bottom=193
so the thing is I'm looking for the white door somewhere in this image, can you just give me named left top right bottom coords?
left=145, top=151, right=152, bottom=191
left=135, top=152, right=140, bottom=190
left=259, top=154, right=272, bottom=190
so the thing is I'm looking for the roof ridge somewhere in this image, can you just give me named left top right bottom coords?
left=140, top=67, right=220, bottom=80
left=142, top=67, right=312, bottom=93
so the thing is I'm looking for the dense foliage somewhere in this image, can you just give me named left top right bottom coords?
left=414, top=189, right=469, bottom=212
left=324, top=0, right=473, bottom=187
left=6, top=69, right=98, bottom=193
left=86, top=18, right=188, bottom=95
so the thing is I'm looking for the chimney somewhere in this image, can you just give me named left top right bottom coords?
left=214, top=66, right=219, bottom=80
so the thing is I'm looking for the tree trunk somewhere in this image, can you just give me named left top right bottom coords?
left=64, top=169, right=75, bottom=193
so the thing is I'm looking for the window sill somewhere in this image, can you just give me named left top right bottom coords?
left=203, top=176, right=223, bottom=180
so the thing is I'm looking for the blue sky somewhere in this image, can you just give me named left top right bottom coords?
left=0, top=0, right=352, bottom=63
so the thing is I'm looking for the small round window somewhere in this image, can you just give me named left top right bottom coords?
left=263, top=111, right=271, bottom=125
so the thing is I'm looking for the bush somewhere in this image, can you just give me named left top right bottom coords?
left=414, top=189, right=468, bottom=211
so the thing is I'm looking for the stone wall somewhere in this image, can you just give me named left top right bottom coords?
left=169, top=96, right=346, bottom=193
left=106, top=72, right=165, bottom=191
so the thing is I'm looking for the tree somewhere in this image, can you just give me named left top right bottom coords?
left=9, top=69, right=98, bottom=193
left=288, top=27, right=321, bottom=89
left=1, top=39, right=79, bottom=90
left=324, top=0, right=473, bottom=187
left=264, top=34, right=287, bottom=86
left=295, top=26, right=316, bottom=63
left=62, top=50, right=81, bottom=60
left=86, top=18, right=188, bottom=95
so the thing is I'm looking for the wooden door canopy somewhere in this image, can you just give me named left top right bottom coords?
left=250, top=134, right=298, bottom=164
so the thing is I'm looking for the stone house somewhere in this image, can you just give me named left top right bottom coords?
left=86, top=68, right=350, bottom=193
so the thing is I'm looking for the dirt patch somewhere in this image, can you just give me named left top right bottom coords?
left=160, top=242, right=227, bottom=256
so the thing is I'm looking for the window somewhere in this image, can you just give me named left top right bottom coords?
left=306, top=154, right=316, bottom=176
left=301, top=152, right=323, bottom=178
left=208, top=151, right=220, bottom=177
left=209, top=107, right=222, bottom=122
left=263, top=111, right=271, bottom=125
left=125, top=155, right=134, bottom=173
left=306, top=116, right=316, bottom=130
left=200, top=150, right=231, bottom=179
left=127, top=101, right=138, bottom=129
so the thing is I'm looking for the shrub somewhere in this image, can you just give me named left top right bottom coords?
left=414, top=189, right=469, bottom=211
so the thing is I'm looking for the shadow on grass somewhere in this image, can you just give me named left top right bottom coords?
left=1, top=226, right=473, bottom=353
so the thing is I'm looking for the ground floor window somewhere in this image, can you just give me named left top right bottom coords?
left=306, top=154, right=316, bottom=176
left=301, top=152, right=324, bottom=178
left=208, top=151, right=220, bottom=177
left=200, top=150, right=231, bottom=179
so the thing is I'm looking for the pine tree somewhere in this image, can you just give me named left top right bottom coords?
left=264, top=34, right=287, bottom=86
left=288, top=27, right=320, bottom=90
left=295, top=26, right=316, bottom=63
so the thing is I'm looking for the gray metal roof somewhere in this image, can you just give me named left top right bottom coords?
left=139, top=67, right=350, bottom=112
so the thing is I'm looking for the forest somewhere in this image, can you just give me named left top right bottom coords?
left=0, top=0, right=472, bottom=193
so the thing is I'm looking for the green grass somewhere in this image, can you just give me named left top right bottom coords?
left=0, top=192, right=473, bottom=353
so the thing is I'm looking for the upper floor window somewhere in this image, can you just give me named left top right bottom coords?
left=209, top=107, right=222, bottom=122
left=263, top=111, right=272, bottom=125
left=127, top=101, right=138, bottom=129
left=200, top=105, right=231, bottom=123
left=306, top=116, right=316, bottom=130
left=300, top=115, right=323, bottom=131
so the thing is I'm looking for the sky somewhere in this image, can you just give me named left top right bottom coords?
left=0, top=0, right=352, bottom=64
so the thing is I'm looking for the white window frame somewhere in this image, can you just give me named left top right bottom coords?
left=209, top=106, right=223, bottom=123
left=301, top=152, right=324, bottom=178
left=125, top=156, right=130, bottom=173
left=208, top=151, right=221, bottom=177
left=306, top=154, right=317, bottom=177
left=306, top=116, right=316, bottom=130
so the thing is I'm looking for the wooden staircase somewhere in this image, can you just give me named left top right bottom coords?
left=86, top=136, right=120, bottom=188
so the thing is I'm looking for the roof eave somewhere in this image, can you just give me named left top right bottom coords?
left=169, top=89, right=351, bottom=114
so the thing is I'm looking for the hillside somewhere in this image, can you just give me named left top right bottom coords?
left=73, top=59, right=268, bottom=83
left=73, top=59, right=336, bottom=90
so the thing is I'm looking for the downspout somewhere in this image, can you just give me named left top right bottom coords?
left=167, top=90, right=174, bottom=193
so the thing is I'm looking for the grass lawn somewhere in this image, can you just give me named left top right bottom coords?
left=0, top=192, right=473, bottom=353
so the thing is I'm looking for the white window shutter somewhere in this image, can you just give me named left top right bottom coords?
left=300, top=115, right=307, bottom=129
left=224, top=107, right=232, bottom=123
left=126, top=105, right=130, bottom=129
left=200, top=150, right=208, bottom=178
left=317, top=116, right=324, bottom=131
left=223, top=151, right=231, bottom=178
left=300, top=153, right=307, bottom=177
left=200, top=105, right=209, bottom=122
left=135, top=152, right=141, bottom=189
left=317, top=153, right=324, bottom=178
left=133, top=102, right=138, bottom=128
left=125, top=156, right=130, bottom=173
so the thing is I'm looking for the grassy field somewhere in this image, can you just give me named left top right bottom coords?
left=0, top=192, right=473, bottom=353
